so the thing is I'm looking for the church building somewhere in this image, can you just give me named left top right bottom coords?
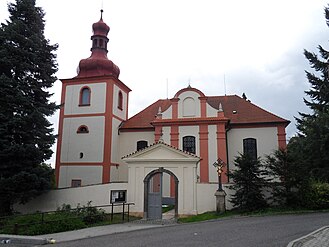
left=54, top=12, right=289, bottom=218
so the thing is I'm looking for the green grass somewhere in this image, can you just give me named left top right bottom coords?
left=0, top=212, right=140, bottom=236
left=162, top=205, right=175, bottom=213
left=178, top=207, right=329, bottom=223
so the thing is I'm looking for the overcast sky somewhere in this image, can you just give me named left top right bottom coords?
left=1, top=0, right=328, bottom=166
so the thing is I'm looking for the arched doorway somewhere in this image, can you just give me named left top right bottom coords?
left=143, top=167, right=179, bottom=219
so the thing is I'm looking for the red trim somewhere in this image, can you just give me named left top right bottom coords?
left=61, top=75, right=131, bottom=93
left=120, top=128, right=154, bottom=132
left=170, top=176, right=175, bottom=197
left=113, top=114, right=125, bottom=122
left=170, top=125, right=179, bottom=148
left=277, top=124, right=287, bottom=150
left=200, top=97, right=207, bottom=118
left=174, top=87, right=206, bottom=98
left=60, top=162, right=103, bottom=166
left=217, top=123, right=228, bottom=183
left=171, top=98, right=179, bottom=119
left=55, top=83, right=67, bottom=187
left=230, top=122, right=288, bottom=129
left=199, top=125, right=209, bottom=183
left=102, top=82, right=114, bottom=183
left=152, top=117, right=229, bottom=126
left=79, top=86, right=91, bottom=106
left=64, top=113, right=104, bottom=118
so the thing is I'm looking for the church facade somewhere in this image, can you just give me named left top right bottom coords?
left=55, top=13, right=289, bottom=217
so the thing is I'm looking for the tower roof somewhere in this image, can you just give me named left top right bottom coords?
left=76, top=10, right=120, bottom=79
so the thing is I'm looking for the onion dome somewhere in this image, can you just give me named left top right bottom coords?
left=76, top=10, right=120, bottom=78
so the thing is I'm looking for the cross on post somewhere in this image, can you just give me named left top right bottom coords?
left=212, top=158, right=226, bottom=191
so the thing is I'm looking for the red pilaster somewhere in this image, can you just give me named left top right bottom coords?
left=170, top=125, right=179, bottom=148
left=55, top=84, right=67, bottom=187
left=102, top=80, right=114, bottom=183
left=171, top=98, right=179, bottom=119
left=199, top=124, right=209, bottom=183
left=199, top=97, right=207, bottom=118
left=277, top=124, right=287, bottom=150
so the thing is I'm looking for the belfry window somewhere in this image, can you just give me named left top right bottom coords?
left=183, top=136, right=196, bottom=154
left=243, top=138, right=257, bottom=160
left=80, top=87, right=91, bottom=106
left=118, top=91, right=123, bottom=110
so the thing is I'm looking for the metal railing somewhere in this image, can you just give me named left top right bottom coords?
left=0, top=202, right=135, bottom=235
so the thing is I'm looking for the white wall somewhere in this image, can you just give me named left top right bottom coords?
left=113, top=84, right=127, bottom=120
left=227, top=127, right=278, bottom=170
left=119, top=131, right=155, bottom=158
left=58, top=165, right=103, bottom=188
left=196, top=184, right=234, bottom=214
left=208, top=125, right=218, bottom=183
left=60, top=116, right=105, bottom=163
left=64, top=83, right=106, bottom=115
left=206, top=102, right=217, bottom=117
left=162, top=105, right=172, bottom=119
left=111, top=118, right=122, bottom=164
left=15, top=183, right=128, bottom=214
left=177, top=91, right=201, bottom=118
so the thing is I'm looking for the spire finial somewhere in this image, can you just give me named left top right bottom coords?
left=218, top=103, right=223, bottom=112
left=100, top=9, right=104, bottom=20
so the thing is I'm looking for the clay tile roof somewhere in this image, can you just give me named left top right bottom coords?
left=120, top=95, right=289, bottom=131
left=120, top=99, right=172, bottom=130
left=207, top=95, right=289, bottom=125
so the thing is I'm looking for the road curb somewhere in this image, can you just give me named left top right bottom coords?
left=0, top=234, right=48, bottom=245
left=286, top=225, right=329, bottom=247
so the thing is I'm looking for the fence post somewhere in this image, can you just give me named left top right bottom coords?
left=128, top=204, right=130, bottom=222
left=111, top=203, right=114, bottom=221
left=122, top=202, right=125, bottom=222
left=13, top=223, right=18, bottom=235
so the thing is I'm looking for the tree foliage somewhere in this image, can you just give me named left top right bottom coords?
left=293, top=5, right=329, bottom=182
left=265, top=148, right=308, bottom=207
left=0, top=0, right=58, bottom=215
left=229, top=154, right=268, bottom=212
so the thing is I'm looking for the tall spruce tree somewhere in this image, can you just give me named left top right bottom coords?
left=229, top=154, right=268, bottom=212
left=0, top=0, right=57, bottom=215
left=294, top=5, right=329, bottom=182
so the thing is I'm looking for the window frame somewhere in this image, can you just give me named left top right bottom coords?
left=243, top=138, right=257, bottom=160
left=118, top=91, right=123, bottom=110
left=182, top=135, right=196, bottom=154
left=79, top=86, right=91, bottom=106
left=137, top=140, right=148, bottom=151
left=77, top=125, right=89, bottom=134
left=71, top=179, right=82, bottom=187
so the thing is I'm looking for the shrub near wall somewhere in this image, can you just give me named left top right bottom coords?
left=306, top=181, right=329, bottom=209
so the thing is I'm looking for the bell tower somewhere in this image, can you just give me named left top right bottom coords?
left=55, top=10, right=131, bottom=188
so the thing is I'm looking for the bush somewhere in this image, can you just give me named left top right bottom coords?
left=305, top=180, right=329, bottom=209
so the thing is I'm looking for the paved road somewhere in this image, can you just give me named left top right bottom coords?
left=45, top=213, right=329, bottom=247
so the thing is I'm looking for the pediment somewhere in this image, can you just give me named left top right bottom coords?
left=122, top=141, right=200, bottom=162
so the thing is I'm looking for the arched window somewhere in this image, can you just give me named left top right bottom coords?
left=243, top=138, right=257, bottom=160
left=77, top=125, right=89, bottom=134
left=183, top=136, right=196, bottom=154
left=79, top=87, right=91, bottom=106
left=118, top=91, right=123, bottom=110
left=137, top=140, right=148, bottom=151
